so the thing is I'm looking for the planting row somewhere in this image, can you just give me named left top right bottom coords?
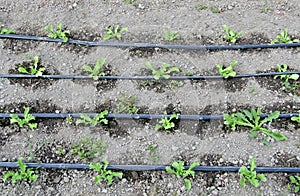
left=1, top=148, right=300, bottom=192
left=3, top=55, right=300, bottom=95
left=1, top=23, right=300, bottom=46
left=2, top=106, right=300, bottom=144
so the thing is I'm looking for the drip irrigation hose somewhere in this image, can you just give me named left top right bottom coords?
left=0, top=162, right=299, bottom=173
left=2, top=34, right=300, bottom=50
left=1, top=71, right=300, bottom=80
left=0, top=113, right=298, bottom=120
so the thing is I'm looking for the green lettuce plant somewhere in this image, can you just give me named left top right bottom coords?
left=10, top=107, right=37, bottom=129
left=45, top=23, right=70, bottom=42
left=224, top=108, right=287, bottom=143
left=166, top=160, right=199, bottom=190
left=83, top=58, right=106, bottom=80
left=223, top=25, right=243, bottom=44
left=18, top=56, right=45, bottom=77
left=271, top=28, right=299, bottom=44
left=90, top=158, right=123, bottom=185
left=216, top=60, right=237, bottom=78
left=146, top=62, right=180, bottom=80
left=239, top=158, right=266, bottom=187
left=2, top=158, right=38, bottom=183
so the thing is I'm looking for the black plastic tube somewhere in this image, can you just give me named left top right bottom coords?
left=0, top=113, right=298, bottom=120
left=0, top=162, right=299, bottom=173
left=1, top=71, right=300, bottom=80
left=2, top=34, right=300, bottom=50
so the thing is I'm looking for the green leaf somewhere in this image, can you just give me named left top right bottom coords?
left=166, top=166, right=176, bottom=175
left=184, top=178, right=192, bottom=190
left=289, top=74, right=299, bottom=80
left=18, top=67, right=29, bottom=74
left=257, top=174, right=267, bottom=182
left=83, top=66, right=93, bottom=73
left=239, top=178, right=246, bottom=187
left=250, top=178, right=259, bottom=187
left=249, top=158, right=256, bottom=171
left=259, top=111, right=280, bottom=126
left=260, top=128, right=288, bottom=141
left=2, top=171, right=15, bottom=182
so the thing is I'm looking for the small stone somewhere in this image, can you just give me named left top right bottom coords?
left=211, top=189, right=218, bottom=195
left=171, top=146, right=179, bottom=151
left=63, top=177, right=69, bottom=183
left=167, top=182, right=173, bottom=189
left=53, top=177, right=61, bottom=184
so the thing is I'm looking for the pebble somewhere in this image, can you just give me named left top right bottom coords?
left=63, top=177, right=69, bottom=183
left=167, top=182, right=173, bottom=189
left=171, top=146, right=179, bottom=151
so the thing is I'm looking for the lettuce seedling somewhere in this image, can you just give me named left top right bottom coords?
left=45, top=23, right=70, bottom=42
left=18, top=56, right=45, bottom=77
left=76, top=110, right=108, bottom=126
left=90, top=158, right=123, bottom=185
left=224, top=108, right=287, bottom=142
left=239, top=158, right=266, bottom=187
left=223, top=25, right=243, bottom=44
left=216, top=60, right=237, bottom=78
left=2, top=158, right=38, bottom=183
left=83, top=58, right=106, bottom=80
left=274, top=64, right=299, bottom=94
left=104, top=25, right=127, bottom=40
left=146, top=62, right=180, bottom=80
left=155, top=114, right=179, bottom=131
left=166, top=160, right=199, bottom=190
left=163, top=29, right=180, bottom=41
left=271, top=28, right=299, bottom=44
left=10, top=107, right=37, bottom=129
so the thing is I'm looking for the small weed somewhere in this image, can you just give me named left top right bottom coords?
left=260, top=0, right=273, bottom=13
left=147, top=144, right=159, bottom=163
left=66, top=115, right=73, bottom=124
left=224, top=107, right=287, bottom=143
left=239, top=158, right=266, bottom=187
left=83, top=58, right=106, bottom=80
left=163, top=29, right=180, bottom=41
left=216, top=60, right=237, bottom=78
left=90, top=158, right=123, bottom=185
left=71, top=136, right=106, bottom=161
left=2, top=158, right=38, bottom=183
left=274, top=64, right=299, bottom=94
left=210, top=6, right=221, bottom=13
left=184, top=72, right=194, bottom=76
left=18, top=56, right=45, bottom=77
left=291, top=114, right=300, bottom=123
left=146, top=62, right=180, bottom=80
left=223, top=25, right=243, bottom=44
left=76, top=110, right=108, bottom=126
left=45, top=23, right=70, bottom=42
left=195, top=4, right=208, bottom=10
left=288, top=175, right=300, bottom=193
left=166, top=160, right=199, bottom=190
left=271, top=29, right=299, bottom=44
left=104, top=25, right=128, bottom=40
left=57, top=146, right=65, bottom=156
left=260, top=7, right=273, bottom=13
left=123, top=0, right=138, bottom=7
left=116, top=94, right=138, bottom=114
left=0, top=23, right=15, bottom=34
left=10, top=107, right=37, bottom=129
left=249, top=86, right=255, bottom=93
left=170, top=81, right=184, bottom=88
left=155, top=114, right=179, bottom=131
